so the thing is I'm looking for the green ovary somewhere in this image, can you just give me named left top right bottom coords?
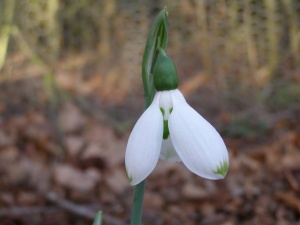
left=153, top=55, right=179, bottom=91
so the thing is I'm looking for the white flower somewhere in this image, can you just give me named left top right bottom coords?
left=125, top=89, right=229, bottom=185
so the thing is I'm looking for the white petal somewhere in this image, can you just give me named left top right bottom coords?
left=159, top=137, right=181, bottom=162
left=169, top=89, right=229, bottom=180
left=125, top=93, right=163, bottom=185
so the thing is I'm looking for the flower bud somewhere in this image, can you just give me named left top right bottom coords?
left=153, top=55, right=179, bottom=91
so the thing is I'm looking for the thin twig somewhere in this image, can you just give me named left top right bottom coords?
left=45, top=192, right=124, bottom=225
left=0, top=206, right=57, bottom=217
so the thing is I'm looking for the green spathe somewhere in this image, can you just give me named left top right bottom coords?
left=153, top=55, right=179, bottom=91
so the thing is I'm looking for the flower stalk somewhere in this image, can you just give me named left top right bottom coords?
left=130, top=180, right=145, bottom=225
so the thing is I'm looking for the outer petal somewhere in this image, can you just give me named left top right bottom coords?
left=159, top=138, right=181, bottom=162
left=169, top=89, right=229, bottom=180
left=125, top=93, right=163, bottom=185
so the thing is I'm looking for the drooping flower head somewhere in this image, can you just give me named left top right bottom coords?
left=125, top=52, right=229, bottom=185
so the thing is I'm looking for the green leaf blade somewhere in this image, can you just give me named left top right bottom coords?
left=92, top=211, right=103, bottom=225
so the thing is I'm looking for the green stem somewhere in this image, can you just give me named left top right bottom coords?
left=130, top=180, right=146, bottom=225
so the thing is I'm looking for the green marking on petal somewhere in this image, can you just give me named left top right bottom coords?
left=163, top=120, right=169, bottom=140
left=126, top=170, right=133, bottom=183
left=169, top=107, right=173, bottom=114
left=160, top=108, right=170, bottom=140
left=161, top=108, right=170, bottom=139
left=163, top=148, right=175, bottom=160
left=128, top=175, right=133, bottom=183
left=160, top=107, right=165, bottom=116
left=213, top=160, right=229, bottom=177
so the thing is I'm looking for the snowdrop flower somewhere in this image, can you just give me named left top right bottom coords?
left=125, top=54, right=229, bottom=185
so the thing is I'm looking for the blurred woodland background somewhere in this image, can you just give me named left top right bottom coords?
left=0, top=0, right=300, bottom=225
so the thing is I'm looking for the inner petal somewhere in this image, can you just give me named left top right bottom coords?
left=159, top=137, right=181, bottom=162
left=159, top=91, right=173, bottom=120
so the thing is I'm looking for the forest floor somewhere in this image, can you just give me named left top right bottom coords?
left=0, top=53, right=300, bottom=225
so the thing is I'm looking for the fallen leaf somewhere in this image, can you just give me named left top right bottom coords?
left=105, top=169, right=129, bottom=194
left=276, top=191, right=300, bottom=212
left=53, top=164, right=99, bottom=192
left=59, top=102, right=85, bottom=133
left=182, top=183, right=208, bottom=199
left=65, top=136, right=85, bottom=156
